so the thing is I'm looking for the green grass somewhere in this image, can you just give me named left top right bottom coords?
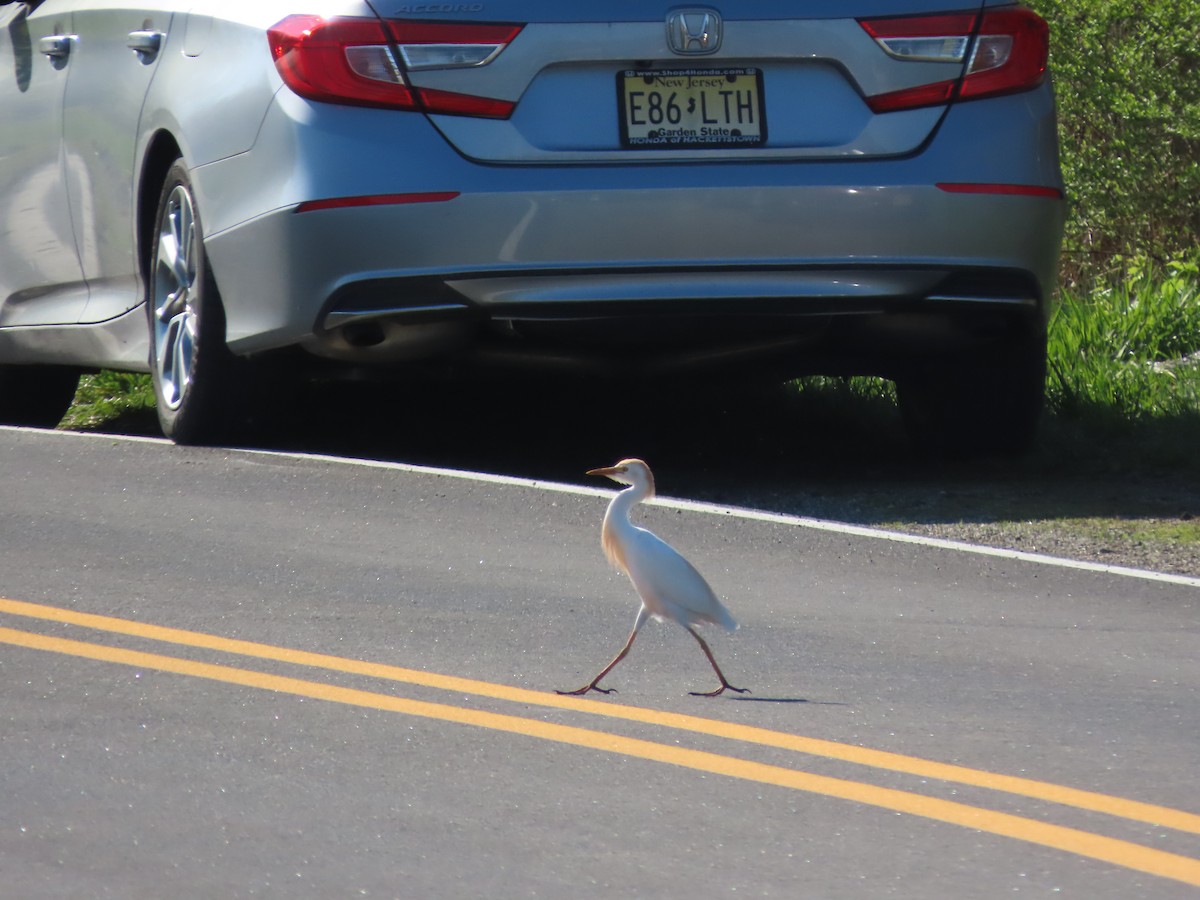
left=1092, top=518, right=1200, bottom=546
left=61, top=371, right=155, bottom=431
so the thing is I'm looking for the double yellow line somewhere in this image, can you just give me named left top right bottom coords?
left=2, top=596, right=1198, bottom=887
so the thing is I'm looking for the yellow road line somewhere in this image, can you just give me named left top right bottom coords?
left=2, top=624, right=1199, bottom=888
left=2, top=597, right=1196, bottom=837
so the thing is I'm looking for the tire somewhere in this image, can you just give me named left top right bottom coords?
left=147, top=161, right=241, bottom=444
left=896, top=324, right=1047, bottom=459
left=0, top=364, right=80, bottom=428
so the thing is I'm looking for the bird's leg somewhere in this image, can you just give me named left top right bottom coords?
left=685, top=626, right=750, bottom=697
left=557, top=612, right=646, bottom=696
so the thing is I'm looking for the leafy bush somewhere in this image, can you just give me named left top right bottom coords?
left=1028, top=0, right=1200, bottom=286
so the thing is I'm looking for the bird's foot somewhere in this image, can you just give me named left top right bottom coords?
left=556, top=684, right=617, bottom=696
left=689, top=683, right=750, bottom=698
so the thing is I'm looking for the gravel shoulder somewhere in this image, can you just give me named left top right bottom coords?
left=894, top=519, right=1200, bottom=578
left=797, top=482, right=1200, bottom=579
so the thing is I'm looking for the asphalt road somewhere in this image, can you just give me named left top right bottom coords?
left=1, top=427, right=1197, bottom=898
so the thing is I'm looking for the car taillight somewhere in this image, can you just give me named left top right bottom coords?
left=269, top=17, right=413, bottom=108
left=267, top=16, right=522, bottom=118
left=937, top=182, right=1063, bottom=198
left=958, top=8, right=1049, bottom=101
left=387, top=22, right=523, bottom=70
left=859, top=6, right=1049, bottom=113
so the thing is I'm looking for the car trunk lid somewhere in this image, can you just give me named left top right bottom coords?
left=372, top=0, right=998, bottom=162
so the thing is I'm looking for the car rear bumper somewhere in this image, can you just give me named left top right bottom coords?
left=198, top=85, right=1064, bottom=370
left=203, top=180, right=1062, bottom=358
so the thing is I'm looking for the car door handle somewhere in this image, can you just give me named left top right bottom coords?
left=38, top=35, right=75, bottom=60
left=127, top=30, right=164, bottom=58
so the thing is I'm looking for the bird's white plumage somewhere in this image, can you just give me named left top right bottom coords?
left=558, top=458, right=746, bottom=696
left=602, top=499, right=737, bottom=632
left=595, top=459, right=737, bottom=630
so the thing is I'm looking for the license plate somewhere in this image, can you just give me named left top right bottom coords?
left=618, top=68, right=766, bottom=149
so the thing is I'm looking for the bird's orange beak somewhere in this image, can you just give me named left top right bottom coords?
left=587, top=466, right=622, bottom=477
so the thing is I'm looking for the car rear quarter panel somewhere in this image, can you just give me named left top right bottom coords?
left=136, top=1, right=380, bottom=169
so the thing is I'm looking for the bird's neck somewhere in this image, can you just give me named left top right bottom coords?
left=600, top=484, right=647, bottom=571
left=608, top=483, right=648, bottom=524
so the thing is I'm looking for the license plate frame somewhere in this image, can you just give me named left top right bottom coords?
left=617, top=67, right=767, bottom=149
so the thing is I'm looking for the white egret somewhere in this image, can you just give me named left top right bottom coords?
left=559, top=458, right=748, bottom=697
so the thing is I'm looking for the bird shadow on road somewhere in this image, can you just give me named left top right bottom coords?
left=728, top=695, right=849, bottom=706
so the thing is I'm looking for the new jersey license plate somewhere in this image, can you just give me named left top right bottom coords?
left=618, top=68, right=766, bottom=149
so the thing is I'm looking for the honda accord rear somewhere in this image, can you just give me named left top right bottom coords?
left=0, top=1, right=1064, bottom=452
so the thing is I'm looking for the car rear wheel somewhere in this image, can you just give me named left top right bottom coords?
left=148, top=161, right=240, bottom=444
left=0, top=365, right=80, bottom=428
left=896, top=325, right=1047, bottom=458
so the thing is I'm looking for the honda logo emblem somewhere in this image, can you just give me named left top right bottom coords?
left=667, top=9, right=722, bottom=55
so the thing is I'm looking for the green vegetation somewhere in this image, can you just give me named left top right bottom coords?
left=62, top=371, right=154, bottom=432
left=1079, top=517, right=1200, bottom=546
left=1029, top=0, right=1199, bottom=442
left=1028, top=0, right=1199, bottom=286
left=1033, top=0, right=1200, bottom=470
left=1048, top=256, right=1200, bottom=419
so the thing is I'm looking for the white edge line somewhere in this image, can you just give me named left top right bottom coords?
left=21, top=427, right=1200, bottom=590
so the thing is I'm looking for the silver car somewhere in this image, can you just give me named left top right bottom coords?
left=0, top=1, right=1064, bottom=453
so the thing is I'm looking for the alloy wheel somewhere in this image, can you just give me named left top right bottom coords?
left=151, top=185, right=199, bottom=411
